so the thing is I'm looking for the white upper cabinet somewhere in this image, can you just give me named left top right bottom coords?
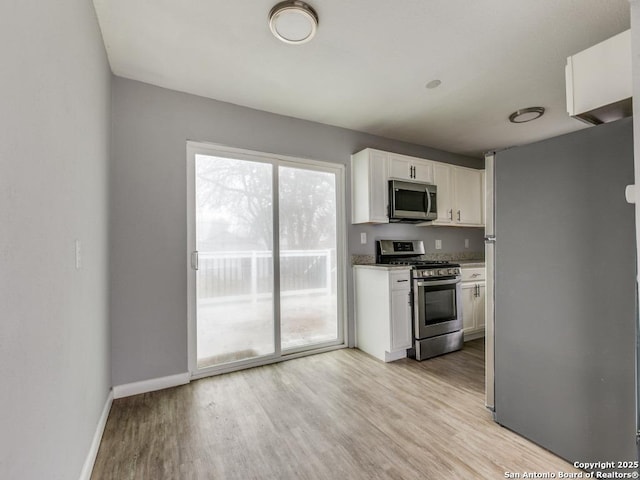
left=566, top=29, right=631, bottom=124
left=431, top=164, right=484, bottom=227
left=432, top=163, right=454, bottom=223
left=453, top=166, right=483, bottom=226
left=388, top=153, right=433, bottom=183
left=351, top=149, right=389, bottom=224
left=351, top=148, right=484, bottom=227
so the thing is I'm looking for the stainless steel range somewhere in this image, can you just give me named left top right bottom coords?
left=376, top=240, right=463, bottom=360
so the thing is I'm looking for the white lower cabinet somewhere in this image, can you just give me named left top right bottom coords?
left=354, top=266, right=413, bottom=362
left=461, top=266, right=486, bottom=340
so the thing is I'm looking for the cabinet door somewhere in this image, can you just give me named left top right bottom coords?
left=432, top=163, right=453, bottom=224
left=388, top=154, right=413, bottom=180
left=369, top=150, right=390, bottom=222
left=390, top=288, right=412, bottom=351
left=461, top=283, right=476, bottom=332
left=475, top=283, right=486, bottom=329
left=412, top=159, right=434, bottom=183
left=453, top=167, right=483, bottom=225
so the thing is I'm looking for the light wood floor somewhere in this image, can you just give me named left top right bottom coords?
left=92, top=340, right=579, bottom=479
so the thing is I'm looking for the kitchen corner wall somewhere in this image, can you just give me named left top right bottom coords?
left=110, top=76, right=482, bottom=385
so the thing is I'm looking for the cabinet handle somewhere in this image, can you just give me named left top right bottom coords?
left=396, top=279, right=408, bottom=283
left=475, top=284, right=480, bottom=297
left=448, top=209, right=453, bottom=220
left=410, top=165, right=415, bottom=178
left=408, top=292, right=412, bottom=306
left=457, top=210, right=461, bottom=221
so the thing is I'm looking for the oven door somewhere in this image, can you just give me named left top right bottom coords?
left=414, top=277, right=462, bottom=339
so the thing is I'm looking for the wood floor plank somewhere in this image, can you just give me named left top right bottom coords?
left=92, top=340, right=580, bottom=479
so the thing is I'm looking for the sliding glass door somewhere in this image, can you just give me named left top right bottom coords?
left=193, top=155, right=275, bottom=368
left=187, top=143, right=345, bottom=374
left=279, top=166, right=338, bottom=351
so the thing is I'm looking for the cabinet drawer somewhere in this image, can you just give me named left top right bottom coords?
left=461, top=267, right=485, bottom=282
left=390, top=271, right=411, bottom=290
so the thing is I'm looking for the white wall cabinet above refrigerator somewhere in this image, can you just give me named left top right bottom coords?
left=430, top=163, right=484, bottom=227
left=566, top=29, right=631, bottom=125
left=351, top=148, right=484, bottom=226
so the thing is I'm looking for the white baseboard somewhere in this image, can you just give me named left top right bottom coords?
left=384, top=349, right=407, bottom=362
left=113, top=372, right=190, bottom=399
left=79, top=390, right=113, bottom=480
left=464, top=330, right=485, bottom=342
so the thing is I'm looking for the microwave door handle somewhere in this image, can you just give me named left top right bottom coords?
left=425, top=187, right=432, bottom=216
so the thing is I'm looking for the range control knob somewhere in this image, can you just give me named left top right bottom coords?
left=438, top=269, right=444, bottom=275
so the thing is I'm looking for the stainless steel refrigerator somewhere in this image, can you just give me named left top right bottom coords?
left=484, top=117, right=637, bottom=471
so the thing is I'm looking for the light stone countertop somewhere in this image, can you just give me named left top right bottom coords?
left=458, top=261, right=486, bottom=268
left=351, top=253, right=484, bottom=266
left=352, top=264, right=412, bottom=271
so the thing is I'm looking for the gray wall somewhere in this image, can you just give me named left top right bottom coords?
left=110, top=76, right=483, bottom=385
left=0, top=1, right=111, bottom=479
left=494, top=118, right=636, bottom=466
left=349, top=223, right=484, bottom=255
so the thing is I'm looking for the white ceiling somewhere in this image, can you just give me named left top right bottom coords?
left=93, top=0, right=630, bottom=158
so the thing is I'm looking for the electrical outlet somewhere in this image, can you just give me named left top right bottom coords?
left=435, top=239, right=442, bottom=250
left=360, top=232, right=367, bottom=244
left=465, top=238, right=469, bottom=249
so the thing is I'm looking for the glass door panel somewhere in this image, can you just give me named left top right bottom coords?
left=195, top=154, right=274, bottom=368
left=278, top=166, right=338, bottom=350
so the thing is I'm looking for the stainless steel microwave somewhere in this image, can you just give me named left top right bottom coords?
left=388, top=179, right=438, bottom=222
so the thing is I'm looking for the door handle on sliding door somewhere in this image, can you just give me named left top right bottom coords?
left=191, top=251, right=199, bottom=270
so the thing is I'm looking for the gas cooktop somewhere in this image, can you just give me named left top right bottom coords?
left=386, top=259, right=459, bottom=267
left=375, top=240, right=461, bottom=278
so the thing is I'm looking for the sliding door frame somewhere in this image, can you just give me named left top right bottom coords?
left=186, top=141, right=347, bottom=379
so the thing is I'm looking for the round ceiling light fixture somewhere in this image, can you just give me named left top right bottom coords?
left=509, top=107, right=545, bottom=123
left=269, top=1, right=319, bottom=45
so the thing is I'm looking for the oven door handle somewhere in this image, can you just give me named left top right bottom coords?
left=415, top=278, right=460, bottom=287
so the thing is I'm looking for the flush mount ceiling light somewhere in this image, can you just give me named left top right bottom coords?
left=509, top=107, right=545, bottom=123
left=269, top=1, right=318, bottom=45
